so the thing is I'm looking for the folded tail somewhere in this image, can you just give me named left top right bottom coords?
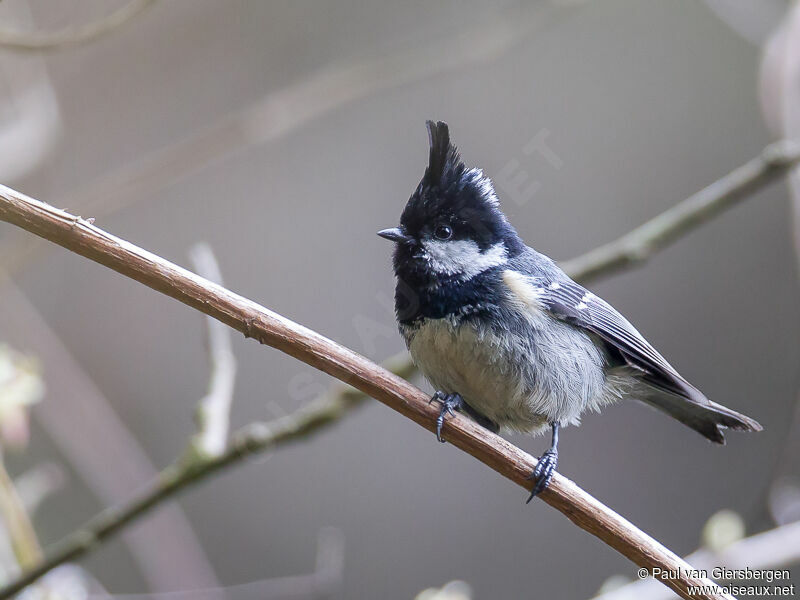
left=638, top=386, right=762, bottom=444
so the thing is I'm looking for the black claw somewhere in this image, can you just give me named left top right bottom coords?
left=429, top=390, right=446, bottom=405
left=526, top=449, right=558, bottom=502
left=526, top=422, right=560, bottom=503
left=429, top=392, right=463, bottom=443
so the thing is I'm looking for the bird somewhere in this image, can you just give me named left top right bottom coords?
left=377, top=120, right=762, bottom=502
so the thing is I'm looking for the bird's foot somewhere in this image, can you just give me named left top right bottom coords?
left=526, top=449, right=558, bottom=503
left=429, top=391, right=463, bottom=443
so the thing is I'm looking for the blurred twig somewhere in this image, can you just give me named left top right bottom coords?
left=416, top=580, right=473, bottom=600
left=73, top=528, right=344, bottom=600
left=187, top=243, right=236, bottom=459
left=0, top=283, right=222, bottom=591
left=591, top=520, right=800, bottom=600
left=0, top=0, right=580, bottom=280
left=0, top=457, right=41, bottom=569
left=66, top=0, right=567, bottom=215
left=759, top=0, right=800, bottom=533
left=0, top=0, right=155, bottom=52
left=0, top=352, right=411, bottom=600
left=0, top=345, right=43, bottom=572
left=560, top=139, right=800, bottom=281
left=0, top=187, right=738, bottom=600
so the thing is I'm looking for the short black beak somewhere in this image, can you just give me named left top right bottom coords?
left=377, top=227, right=412, bottom=244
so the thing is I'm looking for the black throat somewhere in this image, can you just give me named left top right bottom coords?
left=394, top=264, right=504, bottom=327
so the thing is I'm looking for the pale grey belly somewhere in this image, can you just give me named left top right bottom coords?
left=403, top=317, right=617, bottom=433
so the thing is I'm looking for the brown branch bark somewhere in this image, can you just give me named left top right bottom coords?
left=0, top=184, right=731, bottom=600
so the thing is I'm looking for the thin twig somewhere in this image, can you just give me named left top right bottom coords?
left=0, top=0, right=156, bottom=52
left=759, top=0, right=800, bottom=532
left=187, top=243, right=236, bottom=458
left=0, top=456, right=42, bottom=569
left=0, top=353, right=411, bottom=600
left=560, top=139, right=800, bottom=281
left=1, top=281, right=222, bottom=590
left=80, top=528, right=344, bottom=600
left=592, top=520, right=800, bottom=600
left=0, top=186, right=734, bottom=600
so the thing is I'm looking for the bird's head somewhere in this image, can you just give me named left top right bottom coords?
left=378, top=121, right=524, bottom=284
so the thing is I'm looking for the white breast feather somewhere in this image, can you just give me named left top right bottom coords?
left=401, top=269, right=626, bottom=434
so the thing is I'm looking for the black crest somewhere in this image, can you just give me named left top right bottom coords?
left=396, top=120, right=525, bottom=256
left=424, top=120, right=463, bottom=189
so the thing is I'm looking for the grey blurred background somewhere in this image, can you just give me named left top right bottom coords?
left=0, top=0, right=798, bottom=598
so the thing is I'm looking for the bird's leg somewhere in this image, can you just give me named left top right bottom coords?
left=526, top=422, right=560, bottom=503
left=429, top=391, right=463, bottom=443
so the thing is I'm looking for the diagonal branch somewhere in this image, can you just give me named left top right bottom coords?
left=560, top=139, right=800, bottom=282
left=0, top=185, right=735, bottom=600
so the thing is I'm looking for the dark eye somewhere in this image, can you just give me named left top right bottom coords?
left=434, top=224, right=453, bottom=240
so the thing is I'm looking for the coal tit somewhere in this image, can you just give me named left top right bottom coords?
left=378, top=121, right=762, bottom=501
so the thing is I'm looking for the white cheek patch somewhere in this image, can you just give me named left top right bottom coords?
left=421, top=239, right=508, bottom=279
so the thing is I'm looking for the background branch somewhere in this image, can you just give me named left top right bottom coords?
left=0, top=0, right=579, bottom=282
left=560, top=139, right=800, bottom=282
left=0, top=0, right=156, bottom=52
left=0, top=457, right=41, bottom=570
left=0, top=185, right=739, bottom=600
left=78, top=528, right=345, bottom=600
left=592, top=520, right=800, bottom=600
left=0, top=281, right=222, bottom=591
left=187, top=243, right=236, bottom=458
left=0, top=353, right=410, bottom=600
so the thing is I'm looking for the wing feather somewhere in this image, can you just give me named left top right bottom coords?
left=540, top=279, right=707, bottom=404
left=500, top=262, right=761, bottom=441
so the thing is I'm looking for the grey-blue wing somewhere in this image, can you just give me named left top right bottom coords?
left=503, top=250, right=761, bottom=443
left=539, top=277, right=709, bottom=406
